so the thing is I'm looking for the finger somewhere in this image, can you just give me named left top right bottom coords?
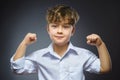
left=29, top=37, right=36, bottom=41
left=29, top=34, right=37, bottom=41
left=86, top=36, right=97, bottom=44
left=87, top=40, right=91, bottom=44
left=87, top=35, right=98, bottom=42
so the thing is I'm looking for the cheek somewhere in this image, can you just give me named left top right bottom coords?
left=48, top=29, right=55, bottom=36
left=63, top=32, right=72, bottom=40
left=65, top=30, right=73, bottom=36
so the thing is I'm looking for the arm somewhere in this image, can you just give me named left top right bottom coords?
left=13, top=33, right=37, bottom=61
left=86, top=34, right=112, bottom=73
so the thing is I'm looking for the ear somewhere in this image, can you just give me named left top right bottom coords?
left=71, top=26, right=75, bottom=36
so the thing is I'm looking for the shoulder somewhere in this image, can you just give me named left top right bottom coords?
left=33, top=48, right=49, bottom=56
left=26, top=47, right=49, bottom=60
left=73, top=46, right=95, bottom=57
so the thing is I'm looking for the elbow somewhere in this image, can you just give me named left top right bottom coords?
left=100, top=60, right=112, bottom=74
left=100, top=66, right=112, bottom=74
left=11, top=69, right=25, bottom=75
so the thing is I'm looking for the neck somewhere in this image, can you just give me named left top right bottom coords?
left=53, top=42, right=69, bottom=57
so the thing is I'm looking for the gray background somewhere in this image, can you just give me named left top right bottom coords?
left=0, top=0, right=119, bottom=80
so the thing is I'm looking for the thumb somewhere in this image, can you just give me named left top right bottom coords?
left=87, top=40, right=91, bottom=44
left=29, top=36, right=37, bottom=41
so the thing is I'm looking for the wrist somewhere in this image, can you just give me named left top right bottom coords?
left=97, top=41, right=105, bottom=48
left=20, top=40, right=28, bottom=47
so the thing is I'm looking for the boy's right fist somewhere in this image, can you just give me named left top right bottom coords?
left=22, top=33, right=37, bottom=46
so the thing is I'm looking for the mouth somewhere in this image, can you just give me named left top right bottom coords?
left=55, top=36, right=64, bottom=39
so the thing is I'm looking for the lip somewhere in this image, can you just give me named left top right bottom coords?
left=55, top=36, right=64, bottom=39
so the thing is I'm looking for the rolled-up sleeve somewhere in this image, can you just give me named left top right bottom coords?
left=10, top=55, right=37, bottom=74
left=10, top=56, right=25, bottom=69
left=84, top=52, right=100, bottom=74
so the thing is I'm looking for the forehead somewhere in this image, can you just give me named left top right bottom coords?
left=50, top=22, right=70, bottom=26
left=51, top=18, right=72, bottom=25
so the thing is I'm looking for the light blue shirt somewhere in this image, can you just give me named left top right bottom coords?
left=10, top=42, right=100, bottom=80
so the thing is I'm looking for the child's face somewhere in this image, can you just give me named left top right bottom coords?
left=47, top=21, right=75, bottom=46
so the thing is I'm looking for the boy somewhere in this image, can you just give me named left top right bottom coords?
left=10, top=4, right=112, bottom=80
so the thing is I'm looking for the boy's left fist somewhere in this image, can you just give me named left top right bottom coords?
left=86, top=34, right=103, bottom=47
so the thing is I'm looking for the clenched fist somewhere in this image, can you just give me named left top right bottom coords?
left=86, top=34, right=103, bottom=47
left=22, top=33, right=37, bottom=46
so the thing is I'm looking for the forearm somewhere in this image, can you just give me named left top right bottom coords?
left=13, top=41, right=27, bottom=61
left=97, top=42, right=112, bottom=73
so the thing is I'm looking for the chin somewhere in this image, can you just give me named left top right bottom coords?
left=55, top=43, right=64, bottom=46
left=54, top=42, right=68, bottom=46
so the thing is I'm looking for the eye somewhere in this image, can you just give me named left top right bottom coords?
left=51, top=25, right=57, bottom=28
left=63, top=25, right=71, bottom=28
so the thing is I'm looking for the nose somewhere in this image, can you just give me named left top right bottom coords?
left=57, top=26, right=63, bottom=34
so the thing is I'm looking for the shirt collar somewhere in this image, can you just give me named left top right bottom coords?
left=43, top=42, right=78, bottom=58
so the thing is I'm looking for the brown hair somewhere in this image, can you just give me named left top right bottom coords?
left=46, top=4, right=80, bottom=26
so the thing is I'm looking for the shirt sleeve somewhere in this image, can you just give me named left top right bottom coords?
left=84, top=51, right=100, bottom=74
left=10, top=55, right=37, bottom=74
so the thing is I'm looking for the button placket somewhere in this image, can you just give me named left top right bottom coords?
left=59, top=60, right=71, bottom=80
